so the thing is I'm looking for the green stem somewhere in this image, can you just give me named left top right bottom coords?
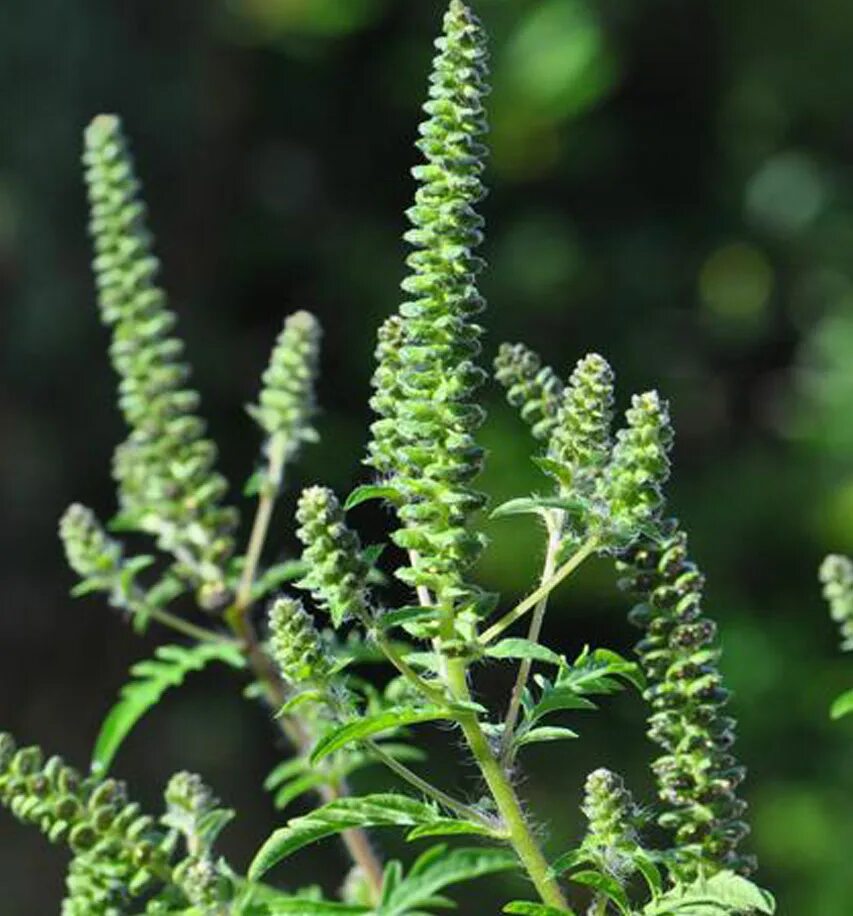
left=498, top=512, right=562, bottom=764
left=143, top=605, right=235, bottom=646
left=480, top=536, right=599, bottom=646
left=449, top=660, right=568, bottom=910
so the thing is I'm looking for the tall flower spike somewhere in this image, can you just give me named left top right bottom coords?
left=820, top=554, right=853, bottom=651
left=296, top=487, right=370, bottom=628
left=580, top=768, right=640, bottom=880
left=494, top=342, right=564, bottom=442
left=83, top=115, right=237, bottom=606
left=618, top=523, right=753, bottom=877
left=248, top=310, right=321, bottom=470
left=601, top=391, right=674, bottom=545
left=268, top=597, right=332, bottom=688
left=366, top=0, right=490, bottom=609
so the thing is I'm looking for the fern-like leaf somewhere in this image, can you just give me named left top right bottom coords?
left=92, top=642, right=245, bottom=775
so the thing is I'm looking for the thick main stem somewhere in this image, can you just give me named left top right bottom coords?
left=445, top=657, right=569, bottom=910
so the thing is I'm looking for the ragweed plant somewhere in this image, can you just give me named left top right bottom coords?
left=1, top=2, right=780, bottom=914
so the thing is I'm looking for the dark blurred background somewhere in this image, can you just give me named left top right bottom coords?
left=1, top=0, right=852, bottom=912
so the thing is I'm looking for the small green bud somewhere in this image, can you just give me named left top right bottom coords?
left=494, top=342, right=564, bottom=441
left=59, top=504, right=122, bottom=584
left=268, top=597, right=332, bottom=687
left=248, top=310, right=321, bottom=465
left=367, top=316, right=407, bottom=477
left=581, top=768, right=639, bottom=878
left=602, top=391, right=674, bottom=544
left=296, top=486, right=370, bottom=628
left=820, top=553, right=853, bottom=651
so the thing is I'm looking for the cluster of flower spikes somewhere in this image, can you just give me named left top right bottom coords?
left=494, top=345, right=673, bottom=549
left=83, top=114, right=237, bottom=607
left=296, top=486, right=371, bottom=628
left=269, top=597, right=333, bottom=689
left=617, top=522, right=753, bottom=877
left=59, top=503, right=123, bottom=594
left=366, top=0, right=490, bottom=614
left=0, top=732, right=172, bottom=913
left=820, top=553, right=853, bottom=651
left=248, top=310, right=321, bottom=470
left=580, top=768, right=640, bottom=882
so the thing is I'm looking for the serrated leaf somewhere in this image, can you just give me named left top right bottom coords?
left=571, top=869, right=631, bottom=915
left=488, top=639, right=563, bottom=667
left=830, top=687, right=853, bottom=719
left=644, top=871, right=775, bottom=915
left=378, top=846, right=518, bottom=916
left=548, top=848, right=591, bottom=879
left=345, top=484, right=401, bottom=511
left=310, top=706, right=455, bottom=764
left=249, top=795, right=445, bottom=879
left=379, top=606, right=441, bottom=632
left=92, top=642, right=245, bottom=775
left=504, top=902, right=578, bottom=915
left=514, top=725, right=578, bottom=749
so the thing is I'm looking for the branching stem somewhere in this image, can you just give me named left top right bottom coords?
left=498, top=511, right=563, bottom=764
left=480, top=536, right=599, bottom=646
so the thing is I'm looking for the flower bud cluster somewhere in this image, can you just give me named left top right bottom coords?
left=820, top=553, right=853, bottom=651
left=83, top=114, right=236, bottom=600
left=248, top=310, right=321, bottom=468
left=494, top=342, right=564, bottom=442
left=580, top=768, right=640, bottom=879
left=618, top=524, right=753, bottom=876
left=0, top=733, right=170, bottom=910
left=269, top=598, right=332, bottom=688
left=296, top=487, right=370, bottom=628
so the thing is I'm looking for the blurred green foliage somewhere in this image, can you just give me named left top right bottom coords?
left=0, top=0, right=851, bottom=912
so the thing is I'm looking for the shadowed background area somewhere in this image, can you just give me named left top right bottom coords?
left=1, top=0, right=852, bottom=911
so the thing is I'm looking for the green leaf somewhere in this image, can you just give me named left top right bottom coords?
left=491, top=495, right=585, bottom=519
left=249, top=795, right=442, bottom=879
left=504, top=902, right=578, bottom=915
left=644, top=871, right=776, bottom=915
left=571, top=870, right=631, bottom=915
left=91, top=642, right=245, bottom=775
left=345, top=484, right=401, bottom=511
left=830, top=687, right=853, bottom=719
left=488, top=639, right=563, bottom=666
left=405, top=818, right=499, bottom=840
left=310, top=706, right=455, bottom=764
left=379, top=606, right=441, bottom=632
left=264, top=902, right=370, bottom=914
left=251, top=560, right=307, bottom=600
left=378, top=846, right=518, bottom=916
left=548, top=848, right=591, bottom=879
left=514, top=725, right=578, bottom=749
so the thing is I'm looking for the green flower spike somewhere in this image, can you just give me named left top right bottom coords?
left=619, top=523, right=753, bottom=878
left=602, top=391, right=674, bottom=545
left=494, top=342, right=564, bottom=442
left=367, top=315, right=407, bottom=478
left=268, top=597, right=332, bottom=688
left=248, top=310, right=322, bottom=470
left=820, top=553, right=853, bottom=651
left=296, top=486, right=370, bottom=628
left=366, top=0, right=490, bottom=610
left=0, top=733, right=171, bottom=912
left=83, top=114, right=237, bottom=605
left=550, top=353, right=615, bottom=495
left=580, top=768, right=640, bottom=880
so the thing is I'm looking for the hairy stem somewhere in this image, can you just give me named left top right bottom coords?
left=498, top=512, right=562, bottom=764
left=447, top=658, right=569, bottom=910
left=480, top=536, right=599, bottom=645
